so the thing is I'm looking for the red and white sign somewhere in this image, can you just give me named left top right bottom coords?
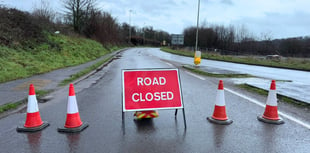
left=122, top=69, right=183, bottom=111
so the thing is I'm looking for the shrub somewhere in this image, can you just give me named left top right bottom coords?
left=0, top=7, right=44, bottom=47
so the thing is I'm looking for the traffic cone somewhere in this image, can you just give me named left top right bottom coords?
left=17, top=84, right=49, bottom=132
left=58, top=84, right=88, bottom=133
left=258, top=80, right=284, bottom=124
left=207, top=80, right=233, bottom=125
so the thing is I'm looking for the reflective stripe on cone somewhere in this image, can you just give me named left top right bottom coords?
left=17, top=84, right=49, bottom=132
left=207, top=80, right=233, bottom=125
left=258, top=80, right=284, bottom=124
left=58, top=84, right=88, bottom=133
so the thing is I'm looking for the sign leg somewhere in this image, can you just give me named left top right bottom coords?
left=122, top=111, right=125, bottom=135
left=182, top=108, right=187, bottom=129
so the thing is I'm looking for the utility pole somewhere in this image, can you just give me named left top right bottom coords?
left=143, top=23, right=145, bottom=45
left=129, top=9, right=132, bottom=43
left=195, top=0, right=200, bottom=52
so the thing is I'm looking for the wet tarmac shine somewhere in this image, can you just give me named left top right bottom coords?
left=0, top=48, right=309, bottom=153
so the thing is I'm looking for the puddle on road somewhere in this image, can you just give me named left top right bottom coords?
left=14, top=79, right=52, bottom=90
left=231, top=78, right=310, bottom=104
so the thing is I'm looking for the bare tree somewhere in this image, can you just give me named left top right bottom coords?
left=63, top=0, right=97, bottom=33
left=32, top=0, right=56, bottom=30
left=32, top=0, right=55, bottom=22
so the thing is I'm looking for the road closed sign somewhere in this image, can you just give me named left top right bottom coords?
left=122, top=69, right=183, bottom=111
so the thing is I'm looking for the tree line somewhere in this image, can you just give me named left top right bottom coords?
left=62, top=0, right=170, bottom=46
left=1, top=0, right=309, bottom=57
left=61, top=0, right=310, bottom=57
left=0, top=0, right=170, bottom=47
left=183, top=25, right=310, bottom=57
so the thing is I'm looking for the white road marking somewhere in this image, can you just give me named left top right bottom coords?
left=225, top=87, right=310, bottom=130
left=185, top=71, right=206, bottom=80
left=164, top=62, right=174, bottom=67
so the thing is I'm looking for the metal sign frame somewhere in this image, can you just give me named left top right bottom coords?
left=121, top=68, right=187, bottom=134
left=122, top=68, right=183, bottom=111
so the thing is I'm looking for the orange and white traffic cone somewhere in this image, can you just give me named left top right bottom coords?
left=58, top=84, right=88, bottom=133
left=17, top=84, right=49, bottom=132
left=258, top=80, right=284, bottom=124
left=207, top=80, right=233, bottom=125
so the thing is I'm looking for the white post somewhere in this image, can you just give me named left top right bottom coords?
left=195, top=0, right=200, bottom=52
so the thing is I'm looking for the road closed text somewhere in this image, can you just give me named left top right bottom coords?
left=132, top=77, right=174, bottom=102
left=132, top=92, right=174, bottom=102
left=123, top=69, right=183, bottom=111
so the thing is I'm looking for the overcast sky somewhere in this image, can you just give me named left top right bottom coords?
left=2, top=0, right=310, bottom=39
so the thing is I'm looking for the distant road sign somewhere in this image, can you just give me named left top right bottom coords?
left=122, top=69, right=183, bottom=111
left=171, top=34, right=184, bottom=45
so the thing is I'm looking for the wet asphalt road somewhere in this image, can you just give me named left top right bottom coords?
left=0, top=48, right=309, bottom=153
left=146, top=48, right=310, bottom=103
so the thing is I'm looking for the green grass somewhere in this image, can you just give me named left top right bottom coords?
left=161, top=47, right=310, bottom=71
left=0, top=89, right=50, bottom=114
left=161, top=47, right=193, bottom=57
left=183, top=65, right=252, bottom=78
left=0, top=53, right=118, bottom=114
left=59, top=55, right=114, bottom=86
left=0, top=33, right=124, bottom=114
left=238, top=84, right=310, bottom=107
left=0, top=33, right=118, bottom=83
left=36, top=89, right=51, bottom=97
left=0, top=101, right=24, bottom=113
left=238, top=84, right=269, bottom=96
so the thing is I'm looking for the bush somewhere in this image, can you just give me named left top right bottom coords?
left=0, top=7, right=45, bottom=47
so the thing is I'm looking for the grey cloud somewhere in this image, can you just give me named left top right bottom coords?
left=232, top=11, right=310, bottom=38
left=220, top=0, right=233, bottom=5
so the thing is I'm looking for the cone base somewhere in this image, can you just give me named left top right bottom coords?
left=16, top=121, right=49, bottom=132
left=257, top=116, right=284, bottom=125
left=207, top=117, right=233, bottom=125
left=58, top=122, right=89, bottom=133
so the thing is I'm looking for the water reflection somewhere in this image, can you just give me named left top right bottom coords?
left=174, top=117, right=187, bottom=140
left=134, top=119, right=156, bottom=133
left=66, top=133, right=81, bottom=153
left=262, top=124, right=277, bottom=152
left=211, top=124, right=227, bottom=148
left=26, top=131, right=42, bottom=153
left=148, top=48, right=310, bottom=103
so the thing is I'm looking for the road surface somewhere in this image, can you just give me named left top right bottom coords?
left=146, top=48, right=310, bottom=103
left=0, top=48, right=309, bottom=153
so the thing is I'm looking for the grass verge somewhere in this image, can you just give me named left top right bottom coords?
left=183, top=65, right=252, bottom=78
left=59, top=55, right=114, bottom=86
left=0, top=52, right=118, bottom=115
left=0, top=89, right=50, bottom=114
left=161, top=47, right=310, bottom=71
left=0, top=33, right=118, bottom=83
left=0, top=101, right=24, bottom=114
left=238, top=84, right=310, bottom=107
